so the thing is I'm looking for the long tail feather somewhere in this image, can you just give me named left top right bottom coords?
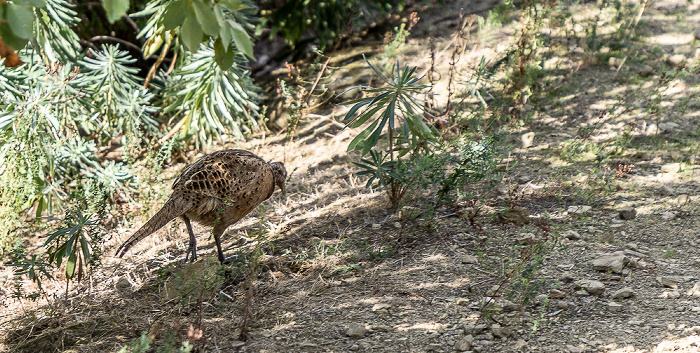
left=115, top=197, right=193, bottom=258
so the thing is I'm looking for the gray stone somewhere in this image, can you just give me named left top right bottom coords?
left=464, top=324, right=489, bottom=335
left=575, top=280, right=606, bottom=295
left=550, top=289, right=566, bottom=299
left=661, top=211, right=675, bottom=220
left=346, top=323, right=368, bottom=338
left=564, top=230, right=581, bottom=240
left=658, top=122, right=680, bottom=131
left=372, top=303, right=392, bottom=312
left=645, top=123, right=659, bottom=135
left=619, top=207, right=637, bottom=220
left=607, top=301, right=624, bottom=311
left=612, top=287, right=635, bottom=299
left=667, top=54, right=686, bottom=67
left=687, top=282, right=700, bottom=298
left=462, top=254, right=479, bottom=264
left=660, top=290, right=681, bottom=299
left=657, top=276, right=680, bottom=289
left=657, top=184, right=676, bottom=196
left=591, top=252, right=630, bottom=273
left=491, top=324, right=512, bottom=338
left=567, top=205, right=592, bottom=215
left=455, top=335, right=474, bottom=351
left=608, top=57, right=623, bottom=68
left=521, top=132, right=536, bottom=148
left=115, top=277, right=132, bottom=292
left=637, top=64, right=654, bottom=77
left=560, top=273, right=575, bottom=283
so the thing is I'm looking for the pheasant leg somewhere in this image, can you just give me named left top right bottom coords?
left=182, top=216, right=198, bottom=262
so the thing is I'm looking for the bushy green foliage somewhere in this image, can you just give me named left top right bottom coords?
left=0, top=0, right=263, bottom=261
left=261, top=0, right=410, bottom=51
left=343, top=57, right=437, bottom=206
left=160, top=43, right=260, bottom=146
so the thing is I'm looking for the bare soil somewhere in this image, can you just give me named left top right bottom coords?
left=2, top=0, right=699, bottom=352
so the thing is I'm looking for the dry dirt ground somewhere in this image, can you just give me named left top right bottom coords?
left=1, top=0, right=700, bottom=352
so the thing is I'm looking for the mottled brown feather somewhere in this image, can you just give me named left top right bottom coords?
left=116, top=149, right=286, bottom=262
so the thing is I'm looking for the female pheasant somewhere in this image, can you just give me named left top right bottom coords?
left=115, top=149, right=286, bottom=263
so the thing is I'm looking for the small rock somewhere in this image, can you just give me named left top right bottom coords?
left=667, top=54, right=686, bottom=67
left=550, top=289, right=566, bottom=299
left=657, top=276, right=680, bottom=289
left=637, top=64, right=654, bottom=77
left=462, top=254, right=479, bottom=264
left=612, top=287, right=635, bottom=299
left=455, top=335, right=474, bottom=351
left=608, top=57, right=623, bottom=69
left=514, top=339, right=528, bottom=350
left=661, top=212, right=675, bottom=220
left=533, top=294, right=549, bottom=305
left=669, top=151, right=683, bottom=160
left=371, top=223, right=381, bottom=229
left=348, top=344, right=359, bottom=351
left=464, top=324, right=489, bottom=335
left=517, top=233, right=537, bottom=245
left=498, top=207, right=530, bottom=226
left=695, top=29, right=700, bottom=40
left=686, top=282, right=700, bottom=297
left=607, top=301, right=624, bottom=311
left=346, top=323, right=368, bottom=338
left=500, top=299, right=519, bottom=312
left=574, top=290, right=590, bottom=297
left=660, top=290, right=681, bottom=299
left=115, top=277, right=132, bottom=291
left=567, top=205, right=592, bottom=215
left=399, top=206, right=421, bottom=221
left=372, top=303, right=392, bottom=312
left=372, top=325, right=391, bottom=332
left=456, top=297, right=470, bottom=306
left=645, top=123, right=658, bottom=135
left=491, top=324, right=512, bottom=338
left=393, top=222, right=401, bottom=228
left=676, top=194, right=690, bottom=204
left=624, top=243, right=638, bottom=251
left=564, top=230, right=581, bottom=240
left=619, top=207, right=637, bottom=220
left=575, top=280, right=606, bottom=296
left=658, top=122, right=679, bottom=131
left=560, top=273, right=575, bottom=283
left=591, top=252, right=630, bottom=273
left=521, top=132, right=536, bottom=148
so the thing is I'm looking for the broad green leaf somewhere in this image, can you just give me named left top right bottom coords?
left=192, top=0, right=219, bottom=36
left=101, top=0, right=129, bottom=24
left=227, top=20, right=253, bottom=58
left=181, top=14, right=203, bottom=53
left=348, top=119, right=378, bottom=152
left=6, top=5, right=34, bottom=39
left=214, top=38, right=235, bottom=70
left=349, top=105, right=382, bottom=128
left=342, top=99, right=371, bottom=122
left=163, top=0, right=189, bottom=31
left=0, top=22, right=29, bottom=50
left=66, top=252, right=76, bottom=279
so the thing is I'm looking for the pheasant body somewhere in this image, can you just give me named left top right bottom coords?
left=116, top=149, right=286, bottom=263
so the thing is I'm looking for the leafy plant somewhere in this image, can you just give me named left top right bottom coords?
left=43, top=207, right=104, bottom=288
left=342, top=56, right=436, bottom=206
left=159, top=43, right=261, bottom=147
